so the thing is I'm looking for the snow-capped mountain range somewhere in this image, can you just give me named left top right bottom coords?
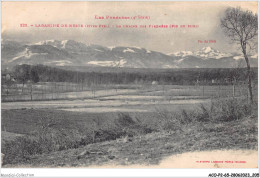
left=1, top=39, right=258, bottom=69
left=170, top=47, right=233, bottom=59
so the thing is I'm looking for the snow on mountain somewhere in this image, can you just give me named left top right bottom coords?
left=170, top=51, right=193, bottom=57
left=1, top=40, right=27, bottom=63
left=169, top=46, right=258, bottom=68
left=35, top=40, right=58, bottom=46
left=2, top=40, right=177, bottom=68
left=45, top=60, right=72, bottom=66
left=9, top=54, right=28, bottom=63
left=34, top=40, right=90, bottom=52
left=233, top=55, right=244, bottom=60
left=233, top=54, right=258, bottom=60
left=146, top=49, right=152, bottom=54
left=163, top=64, right=179, bottom=68
left=108, top=46, right=115, bottom=50
left=171, top=47, right=232, bottom=59
left=117, top=59, right=127, bottom=66
left=2, top=40, right=258, bottom=69
left=194, top=47, right=232, bottom=59
left=94, top=49, right=104, bottom=52
left=131, top=46, right=142, bottom=50
left=123, top=48, right=136, bottom=53
left=8, top=47, right=49, bottom=63
left=87, top=59, right=127, bottom=67
left=176, top=58, right=184, bottom=63
left=203, top=46, right=212, bottom=53
left=35, top=40, right=67, bottom=48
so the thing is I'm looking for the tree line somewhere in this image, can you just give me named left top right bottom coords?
left=9, top=64, right=257, bottom=86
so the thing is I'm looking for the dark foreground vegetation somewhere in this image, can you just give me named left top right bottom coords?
left=4, top=64, right=258, bottom=85
left=1, top=97, right=257, bottom=166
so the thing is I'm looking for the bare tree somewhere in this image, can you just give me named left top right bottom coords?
left=220, top=7, right=258, bottom=104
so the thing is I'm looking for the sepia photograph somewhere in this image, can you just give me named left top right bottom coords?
left=0, top=1, right=259, bottom=176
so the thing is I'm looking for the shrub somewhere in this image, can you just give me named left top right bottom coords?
left=195, top=104, right=211, bottom=122
left=180, top=109, right=193, bottom=124
left=155, top=109, right=183, bottom=131
left=210, top=98, right=253, bottom=122
left=2, top=114, right=86, bottom=165
left=2, top=128, right=86, bottom=165
left=115, top=113, right=138, bottom=128
left=155, top=97, right=255, bottom=132
left=114, top=113, right=154, bottom=137
left=2, top=137, right=42, bottom=164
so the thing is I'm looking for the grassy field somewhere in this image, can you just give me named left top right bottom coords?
left=1, top=82, right=258, bottom=167
left=1, top=93, right=258, bottom=167
left=2, top=83, right=254, bottom=102
left=2, top=106, right=257, bottom=167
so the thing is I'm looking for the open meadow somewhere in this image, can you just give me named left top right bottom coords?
left=1, top=81, right=258, bottom=167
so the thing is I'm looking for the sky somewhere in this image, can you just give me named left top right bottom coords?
left=1, top=1, right=258, bottom=54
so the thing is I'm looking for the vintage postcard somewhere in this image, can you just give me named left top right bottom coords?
left=1, top=1, right=259, bottom=175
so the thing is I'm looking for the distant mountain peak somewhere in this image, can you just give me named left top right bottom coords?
left=200, top=46, right=218, bottom=53
left=170, top=46, right=232, bottom=60
left=195, top=46, right=226, bottom=59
